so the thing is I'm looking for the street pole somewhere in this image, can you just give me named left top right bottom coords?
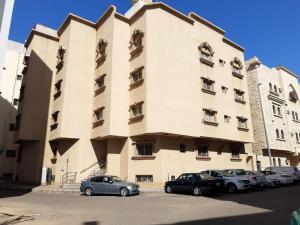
left=258, top=83, right=273, bottom=166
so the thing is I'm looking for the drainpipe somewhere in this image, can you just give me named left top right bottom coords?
left=258, top=83, right=273, bottom=166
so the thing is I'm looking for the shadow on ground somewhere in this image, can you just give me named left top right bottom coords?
left=159, top=184, right=300, bottom=225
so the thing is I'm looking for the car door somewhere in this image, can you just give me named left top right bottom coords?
left=173, top=174, right=187, bottom=193
left=90, top=176, right=105, bottom=194
left=180, top=174, right=195, bottom=193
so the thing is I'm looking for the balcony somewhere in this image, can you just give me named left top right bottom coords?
left=232, top=71, right=244, bottom=79
left=237, top=127, right=249, bottom=132
left=130, top=79, right=144, bottom=90
left=130, top=46, right=144, bottom=59
left=200, top=57, right=214, bottom=67
left=92, top=119, right=104, bottom=128
left=201, top=88, right=216, bottom=95
left=203, top=120, right=218, bottom=126
left=235, top=98, right=246, bottom=104
left=96, top=54, right=107, bottom=67
left=94, top=86, right=106, bottom=96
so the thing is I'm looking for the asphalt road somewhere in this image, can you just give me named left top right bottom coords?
left=0, top=184, right=299, bottom=225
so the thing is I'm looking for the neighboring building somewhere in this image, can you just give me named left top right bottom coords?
left=0, top=0, right=15, bottom=81
left=246, top=57, right=300, bottom=170
left=0, top=40, right=25, bottom=181
left=15, top=0, right=255, bottom=186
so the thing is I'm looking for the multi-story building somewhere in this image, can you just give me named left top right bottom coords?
left=0, top=0, right=15, bottom=80
left=246, top=57, right=300, bottom=170
left=15, top=0, right=255, bottom=186
left=0, top=40, right=25, bottom=181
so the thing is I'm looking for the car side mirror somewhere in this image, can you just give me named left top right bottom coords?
left=109, top=180, right=114, bottom=184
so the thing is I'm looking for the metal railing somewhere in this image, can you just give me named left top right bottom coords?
left=87, top=160, right=107, bottom=178
left=61, top=172, right=77, bottom=187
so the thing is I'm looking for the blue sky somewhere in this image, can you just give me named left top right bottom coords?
left=9, top=0, right=300, bottom=77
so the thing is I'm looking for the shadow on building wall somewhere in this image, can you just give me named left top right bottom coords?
left=15, top=50, right=54, bottom=186
left=0, top=93, right=17, bottom=180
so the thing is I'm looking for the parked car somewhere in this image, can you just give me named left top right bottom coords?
left=164, top=173, right=222, bottom=196
left=80, top=175, right=140, bottom=197
left=222, top=169, right=258, bottom=187
left=261, top=170, right=293, bottom=185
left=245, top=171, right=268, bottom=187
left=202, top=170, right=252, bottom=193
left=264, top=166, right=300, bottom=183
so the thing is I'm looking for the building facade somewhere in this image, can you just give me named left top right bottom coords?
left=14, top=0, right=255, bottom=186
left=0, top=40, right=25, bottom=181
left=246, top=57, right=300, bottom=170
left=0, top=0, right=15, bottom=81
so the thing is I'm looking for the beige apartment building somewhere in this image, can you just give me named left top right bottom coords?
left=246, top=57, right=300, bottom=170
left=0, top=40, right=25, bottom=181
left=14, top=0, right=255, bottom=186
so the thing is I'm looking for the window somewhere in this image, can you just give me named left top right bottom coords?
left=16, top=75, right=22, bottom=80
left=22, top=54, right=30, bottom=75
left=199, top=42, right=214, bottom=67
left=9, top=123, right=15, bottom=131
left=201, top=77, right=215, bottom=94
left=281, top=130, right=285, bottom=140
left=130, top=66, right=144, bottom=88
left=96, top=39, right=107, bottom=65
left=56, top=46, right=66, bottom=70
left=274, top=85, right=277, bottom=93
left=219, top=59, right=225, bottom=67
left=136, top=175, right=153, bottom=183
left=95, top=74, right=106, bottom=94
left=130, top=30, right=144, bottom=57
left=95, top=109, right=103, bottom=121
left=234, top=89, right=245, bottom=103
left=203, top=109, right=217, bottom=125
left=6, top=150, right=16, bottom=158
left=179, top=144, right=186, bottom=153
left=269, top=83, right=273, bottom=91
left=19, top=85, right=25, bottom=102
left=13, top=98, right=19, bottom=106
left=93, top=107, right=105, bottom=125
left=17, top=146, right=22, bottom=162
left=296, top=133, right=299, bottom=142
left=292, top=111, right=295, bottom=120
left=52, top=111, right=59, bottom=123
left=231, top=57, right=243, bottom=79
left=221, top=86, right=228, bottom=94
left=273, top=104, right=282, bottom=117
left=197, top=145, right=208, bottom=157
left=276, top=129, right=280, bottom=139
left=237, top=116, right=248, bottom=130
left=54, top=79, right=63, bottom=99
left=91, top=176, right=104, bottom=183
left=15, top=115, right=21, bottom=130
left=136, top=143, right=153, bottom=156
left=224, top=115, right=230, bottom=123
left=273, top=158, right=277, bottom=167
left=130, top=102, right=144, bottom=120
left=231, top=149, right=240, bottom=159
left=277, top=106, right=281, bottom=116
left=278, top=158, right=282, bottom=167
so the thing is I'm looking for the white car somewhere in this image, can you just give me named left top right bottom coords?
left=261, top=170, right=293, bottom=185
left=222, top=169, right=258, bottom=187
left=202, top=170, right=252, bottom=193
left=245, top=171, right=268, bottom=187
left=264, top=167, right=300, bottom=183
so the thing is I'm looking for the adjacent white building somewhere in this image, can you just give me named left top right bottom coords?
left=246, top=57, right=300, bottom=170
left=0, top=40, right=25, bottom=181
left=0, top=0, right=15, bottom=81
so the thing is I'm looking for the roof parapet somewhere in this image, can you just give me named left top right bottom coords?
left=223, top=37, right=245, bottom=52
left=189, top=12, right=225, bottom=35
left=276, top=66, right=298, bottom=78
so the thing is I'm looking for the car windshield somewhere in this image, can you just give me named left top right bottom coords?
left=199, top=173, right=211, bottom=179
left=220, top=171, right=234, bottom=177
left=111, top=176, right=123, bottom=182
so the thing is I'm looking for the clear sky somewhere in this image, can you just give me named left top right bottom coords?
left=9, top=0, right=300, bottom=77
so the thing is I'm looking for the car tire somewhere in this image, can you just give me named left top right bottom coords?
left=85, top=188, right=93, bottom=196
left=193, top=187, right=202, bottom=196
left=227, top=183, right=237, bottom=193
left=120, top=187, right=129, bottom=197
left=165, top=186, right=172, bottom=193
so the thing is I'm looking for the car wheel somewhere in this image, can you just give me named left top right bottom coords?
left=193, top=187, right=202, bottom=196
left=120, top=187, right=129, bottom=197
left=227, top=184, right=237, bottom=193
left=85, top=188, right=93, bottom=196
left=165, top=186, right=172, bottom=193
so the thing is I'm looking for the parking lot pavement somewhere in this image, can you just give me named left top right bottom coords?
left=0, top=184, right=299, bottom=225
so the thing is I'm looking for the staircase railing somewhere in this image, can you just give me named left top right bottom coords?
left=61, top=172, right=77, bottom=187
left=87, top=160, right=107, bottom=178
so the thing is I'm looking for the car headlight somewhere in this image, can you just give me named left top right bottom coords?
left=238, top=180, right=244, bottom=184
left=127, top=186, right=133, bottom=190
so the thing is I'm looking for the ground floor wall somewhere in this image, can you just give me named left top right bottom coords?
left=19, top=135, right=256, bottom=186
